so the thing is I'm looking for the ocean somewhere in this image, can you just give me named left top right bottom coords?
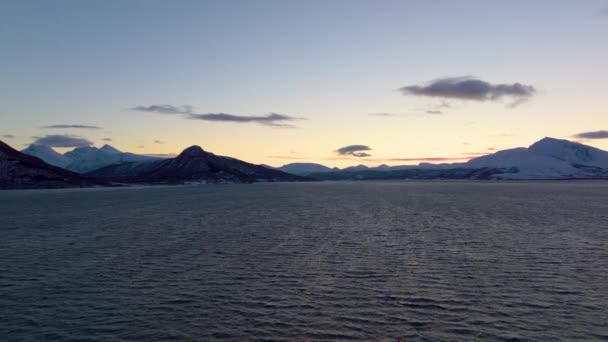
left=1, top=182, right=607, bottom=341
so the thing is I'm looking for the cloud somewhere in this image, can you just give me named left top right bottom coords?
left=154, top=140, right=165, bottom=144
left=187, top=113, right=299, bottom=128
left=369, top=113, right=398, bottom=117
left=596, top=6, right=608, bottom=15
left=102, top=137, right=112, bottom=142
left=425, top=110, right=443, bottom=115
left=32, top=134, right=93, bottom=147
left=399, top=76, right=535, bottom=106
left=131, top=105, right=193, bottom=114
left=2, top=134, right=16, bottom=139
left=42, top=124, right=102, bottom=130
left=145, top=153, right=177, bottom=158
left=132, top=104, right=302, bottom=127
left=137, top=145, right=144, bottom=149
left=336, top=145, right=372, bottom=158
left=487, top=147, right=498, bottom=151
left=573, top=130, right=608, bottom=139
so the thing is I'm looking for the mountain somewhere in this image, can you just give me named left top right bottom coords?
left=342, top=164, right=370, bottom=172
left=63, top=144, right=161, bottom=173
left=21, top=144, right=161, bottom=174
left=1, top=140, right=106, bottom=189
left=465, top=137, right=608, bottom=179
left=528, top=137, right=608, bottom=168
left=304, top=138, right=608, bottom=181
left=87, top=145, right=310, bottom=184
left=276, top=163, right=334, bottom=175
left=21, top=144, right=72, bottom=168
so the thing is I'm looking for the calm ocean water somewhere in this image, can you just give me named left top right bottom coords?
left=1, top=182, right=607, bottom=341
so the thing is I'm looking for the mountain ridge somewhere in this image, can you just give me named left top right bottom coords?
left=22, top=144, right=162, bottom=173
left=87, top=145, right=309, bottom=184
left=1, top=140, right=107, bottom=189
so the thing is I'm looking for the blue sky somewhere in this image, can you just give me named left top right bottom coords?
left=1, top=0, right=607, bottom=166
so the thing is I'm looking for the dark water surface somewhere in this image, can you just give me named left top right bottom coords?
left=1, top=182, right=607, bottom=341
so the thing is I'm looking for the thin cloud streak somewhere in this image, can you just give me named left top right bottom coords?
left=132, top=104, right=302, bottom=128
left=42, top=124, right=102, bottom=130
left=573, top=130, right=608, bottom=139
left=145, top=153, right=177, bottom=158
left=2, top=134, right=16, bottom=139
left=187, top=113, right=299, bottom=128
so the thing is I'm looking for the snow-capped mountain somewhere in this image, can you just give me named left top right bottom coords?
left=465, top=137, right=608, bottom=179
left=87, top=145, right=309, bottom=184
left=21, top=144, right=72, bottom=168
left=64, top=144, right=159, bottom=173
left=2, top=141, right=106, bottom=189
left=281, top=137, right=608, bottom=180
left=21, top=144, right=162, bottom=174
left=528, top=137, right=608, bottom=168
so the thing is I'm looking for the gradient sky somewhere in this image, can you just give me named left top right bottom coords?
left=1, top=0, right=607, bottom=167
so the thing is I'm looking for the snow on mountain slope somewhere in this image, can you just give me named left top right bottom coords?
left=528, top=137, right=608, bottom=168
left=21, top=145, right=72, bottom=168
left=64, top=145, right=160, bottom=173
left=466, top=147, right=581, bottom=179
left=464, top=138, right=608, bottom=179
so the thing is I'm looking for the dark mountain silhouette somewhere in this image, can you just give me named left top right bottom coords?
left=0, top=140, right=107, bottom=189
left=87, top=145, right=309, bottom=184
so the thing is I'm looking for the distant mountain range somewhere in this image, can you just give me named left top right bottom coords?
left=22, top=144, right=160, bottom=173
left=2, top=137, right=608, bottom=189
left=0, top=141, right=106, bottom=189
left=273, top=138, right=608, bottom=180
left=87, top=145, right=308, bottom=184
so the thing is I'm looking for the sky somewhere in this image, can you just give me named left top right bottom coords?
left=1, top=0, right=607, bottom=167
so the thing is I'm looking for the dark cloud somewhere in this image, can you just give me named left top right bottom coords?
left=425, top=110, right=443, bottom=115
left=573, top=130, right=608, bottom=139
left=487, top=147, right=498, bottom=151
left=32, top=134, right=93, bottom=147
left=131, top=105, right=193, bottom=114
left=187, top=113, right=299, bottom=128
left=2, top=134, right=16, bottom=139
left=154, top=140, right=165, bottom=144
left=336, top=145, right=372, bottom=158
left=42, top=124, right=102, bottom=130
left=400, top=76, right=535, bottom=106
left=102, top=138, right=112, bottom=142
left=132, top=104, right=302, bottom=127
